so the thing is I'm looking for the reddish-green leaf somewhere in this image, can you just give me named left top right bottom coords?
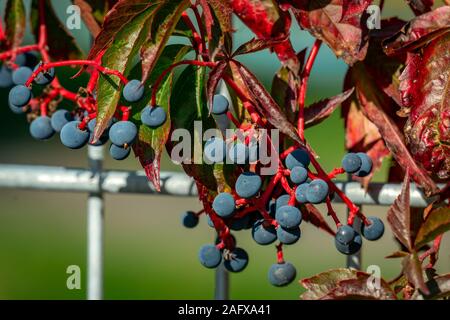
left=402, top=252, right=429, bottom=295
left=387, top=172, right=424, bottom=251
left=414, top=207, right=450, bottom=249
left=304, top=88, right=354, bottom=128
left=231, top=0, right=300, bottom=72
left=94, top=6, right=156, bottom=141
left=398, top=33, right=450, bottom=180
left=72, top=0, right=112, bottom=37
left=206, top=61, right=227, bottom=114
left=207, top=0, right=233, bottom=60
left=292, top=0, right=371, bottom=65
left=140, top=0, right=190, bottom=83
left=4, top=0, right=26, bottom=50
left=300, top=268, right=359, bottom=300
left=383, top=6, right=450, bottom=56
left=234, top=61, right=303, bottom=145
left=30, top=0, right=84, bottom=60
left=232, top=35, right=289, bottom=57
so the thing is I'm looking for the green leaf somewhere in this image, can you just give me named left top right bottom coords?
left=140, top=0, right=190, bottom=83
left=414, top=207, right=450, bottom=249
left=94, top=7, right=155, bottom=141
left=130, top=44, right=192, bottom=190
left=5, top=0, right=26, bottom=49
left=30, top=0, right=84, bottom=60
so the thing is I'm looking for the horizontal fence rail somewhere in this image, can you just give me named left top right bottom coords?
left=0, top=164, right=435, bottom=207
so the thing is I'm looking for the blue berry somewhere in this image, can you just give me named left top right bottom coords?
left=140, top=105, right=167, bottom=128
left=211, top=94, right=229, bottom=115
left=33, top=65, right=55, bottom=85
left=275, top=205, right=302, bottom=229
left=228, top=142, right=249, bottom=164
left=224, top=247, right=248, bottom=272
left=295, top=183, right=309, bottom=203
left=60, top=121, right=89, bottom=149
left=204, top=137, right=226, bottom=163
left=9, top=101, right=25, bottom=114
left=109, top=144, right=130, bottom=160
left=285, top=148, right=310, bottom=169
left=12, top=67, right=33, bottom=85
left=290, top=166, right=308, bottom=185
left=277, top=226, right=301, bottom=245
left=248, top=140, right=259, bottom=163
left=0, top=65, right=13, bottom=88
left=123, top=79, right=144, bottom=102
left=212, top=192, right=235, bottom=218
left=29, top=116, right=54, bottom=140
left=306, top=179, right=329, bottom=204
left=181, top=211, right=199, bottom=228
left=252, top=219, right=277, bottom=245
left=14, top=54, right=27, bottom=66
left=109, top=121, right=137, bottom=147
left=51, top=110, right=73, bottom=132
left=335, top=225, right=356, bottom=245
left=335, top=231, right=362, bottom=255
left=342, top=153, right=362, bottom=174
left=354, top=153, right=373, bottom=177
left=275, top=194, right=290, bottom=210
left=235, top=172, right=262, bottom=199
left=199, top=244, right=222, bottom=268
left=87, top=118, right=110, bottom=146
left=230, top=214, right=251, bottom=231
left=9, top=85, right=32, bottom=107
left=361, top=216, right=384, bottom=241
left=268, top=262, right=297, bottom=287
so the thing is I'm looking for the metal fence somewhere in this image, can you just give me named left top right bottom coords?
left=0, top=144, right=433, bottom=300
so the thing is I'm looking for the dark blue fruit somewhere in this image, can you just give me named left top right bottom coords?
left=295, top=183, right=309, bottom=203
left=204, top=137, right=226, bottom=163
left=275, top=205, right=302, bottom=229
left=12, top=67, right=33, bottom=85
left=228, top=142, right=249, bottom=164
left=252, top=219, right=277, bottom=245
left=342, top=153, right=362, bottom=174
left=355, top=153, right=373, bottom=177
left=335, top=231, right=362, bottom=255
left=211, top=94, right=229, bottom=115
left=224, top=247, right=248, bottom=272
left=29, top=116, right=55, bottom=140
left=277, top=226, right=301, bottom=245
left=9, top=85, right=32, bottom=107
left=361, top=216, right=384, bottom=241
left=0, top=65, right=13, bottom=88
left=305, top=179, right=329, bottom=204
left=140, top=105, right=167, bottom=128
left=181, top=211, right=199, bottom=228
left=275, top=194, right=290, bottom=210
left=235, top=172, right=262, bottom=199
left=212, top=192, right=235, bottom=218
left=268, top=262, right=297, bottom=287
left=33, top=66, right=55, bottom=85
left=51, top=109, right=73, bottom=132
left=230, top=214, right=251, bottom=231
left=335, top=225, right=356, bottom=245
left=9, top=101, right=25, bottom=114
left=60, top=121, right=89, bottom=149
left=87, top=119, right=109, bottom=146
left=290, top=166, right=308, bottom=185
left=109, top=121, right=137, bottom=146
left=198, top=244, right=222, bottom=268
left=109, top=144, right=130, bottom=160
left=285, top=148, right=310, bottom=169
left=123, top=79, right=144, bottom=102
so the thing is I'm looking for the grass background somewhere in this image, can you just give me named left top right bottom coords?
left=0, top=0, right=448, bottom=299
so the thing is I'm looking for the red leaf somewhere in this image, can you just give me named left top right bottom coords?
left=402, top=252, right=429, bottom=295
left=300, top=204, right=335, bottom=236
left=231, top=0, right=300, bottom=72
left=198, top=0, right=214, bottom=40
left=292, top=0, right=371, bottom=65
left=304, top=88, right=354, bottom=128
left=398, top=33, right=450, bottom=180
left=232, top=35, right=289, bottom=56
left=234, top=61, right=303, bottom=145
left=383, top=6, right=450, bottom=56
left=206, top=60, right=227, bottom=113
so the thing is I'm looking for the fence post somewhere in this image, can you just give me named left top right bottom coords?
left=87, top=145, right=104, bottom=300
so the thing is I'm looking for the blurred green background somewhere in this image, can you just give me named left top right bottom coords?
left=0, top=0, right=448, bottom=300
